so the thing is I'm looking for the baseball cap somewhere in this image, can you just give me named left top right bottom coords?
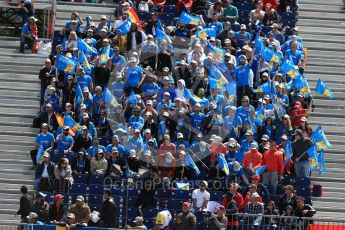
left=216, top=205, right=226, bottom=211
left=112, top=147, right=119, bottom=153
left=76, top=195, right=85, bottom=202
left=292, top=129, right=303, bottom=136
left=246, top=130, right=254, bottom=136
left=250, top=142, right=257, bottom=149
left=183, top=202, right=191, bottom=207
left=53, top=194, right=64, bottom=201
left=133, top=216, right=143, bottom=223
left=261, top=135, right=269, bottom=141
left=251, top=192, right=260, bottom=198
left=240, top=24, right=246, bottom=30
left=200, top=180, right=208, bottom=187
left=42, top=152, right=50, bottom=158
left=252, top=175, right=260, bottom=181
left=67, top=213, right=75, bottom=219
left=177, top=132, right=183, bottom=139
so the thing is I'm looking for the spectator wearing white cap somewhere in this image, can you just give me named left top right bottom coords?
left=126, top=216, right=147, bottom=229
left=34, top=151, right=55, bottom=191
left=80, top=112, right=97, bottom=139
left=156, top=151, right=176, bottom=178
left=190, top=103, right=205, bottom=132
left=192, top=181, right=210, bottom=212
left=242, top=142, right=262, bottom=176
left=240, top=129, right=258, bottom=154
left=90, top=149, right=108, bottom=175
left=76, top=66, right=93, bottom=93
left=110, top=72, right=125, bottom=100
left=173, top=59, right=192, bottom=87
left=244, top=192, right=264, bottom=225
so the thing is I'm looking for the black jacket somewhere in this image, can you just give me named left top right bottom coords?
left=94, top=66, right=110, bottom=88
left=126, top=30, right=143, bottom=51
left=279, top=194, right=297, bottom=214
left=49, top=203, right=67, bottom=222
left=35, top=162, right=55, bottom=180
left=292, top=138, right=313, bottom=161
left=39, top=67, right=55, bottom=89
left=17, top=195, right=31, bottom=219
left=100, top=198, right=117, bottom=227
left=39, top=112, right=59, bottom=133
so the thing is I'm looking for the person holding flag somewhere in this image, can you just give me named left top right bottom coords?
left=233, top=53, right=254, bottom=106
left=291, top=129, right=313, bottom=178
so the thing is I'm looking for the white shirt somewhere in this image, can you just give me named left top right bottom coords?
left=41, top=163, right=49, bottom=178
left=192, top=189, right=210, bottom=208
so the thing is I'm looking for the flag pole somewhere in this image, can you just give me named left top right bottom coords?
left=188, top=149, right=210, bottom=171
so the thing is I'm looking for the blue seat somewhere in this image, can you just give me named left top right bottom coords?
left=164, top=5, right=177, bottom=14
left=122, top=207, right=138, bottom=218
left=88, top=194, right=104, bottom=206
left=296, top=186, right=311, bottom=197
left=168, top=199, right=185, bottom=210
left=73, top=174, right=88, bottom=184
left=71, top=183, right=87, bottom=195
left=281, top=12, right=296, bottom=21
left=156, top=189, right=171, bottom=199
left=174, top=190, right=190, bottom=200
left=143, top=208, right=159, bottom=219
left=210, top=191, right=223, bottom=202
left=111, top=187, right=124, bottom=196
left=295, top=177, right=311, bottom=187
left=138, top=11, right=151, bottom=21
left=159, top=13, right=175, bottom=21
left=127, top=188, right=140, bottom=197
left=90, top=205, right=102, bottom=212
left=89, top=174, right=104, bottom=185
left=235, top=2, right=250, bottom=11
left=144, top=219, right=155, bottom=229
left=112, top=196, right=123, bottom=207
left=89, top=184, right=104, bottom=195
left=197, top=221, right=209, bottom=230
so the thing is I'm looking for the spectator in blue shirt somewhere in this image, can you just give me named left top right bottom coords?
left=125, top=57, right=145, bottom=95
left=208, top=13, right=224, bottom=34
left=141, top=75, right=160, bottom=100
left=234, top=24, right=252, bottom=48
left=53, top=126, right=74, bottom=163
left=76, top=67, right=93, bottom=92
left=20, top=17, right=37, bottom=53
left=111, top=46, right=127, bottom=73
left=128, top=106, right=145, bottom=131
left=111, top=73, right=125, bottom=100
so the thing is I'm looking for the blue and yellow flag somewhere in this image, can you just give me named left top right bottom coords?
left=179, top=11, right=201, bottom=25
left=56, top=54, right=78, bottom=74
left=225, top=81, right=237, bottom=103
left=255, top=108, right=266, bottom=126
left=64, top=113, right=83, bottom=135
left=255, top=81, right=272, bottom=93
left=85, top=16, right=91, bottom=31
left=218, top=153, right=229, bottom=175
left=184, top=88, right=202, bottom=104
left=311, top=126, right=332, bottom=149
left=207, top=41, right=225, bottom=60
left=261, top=48, right=282, bottom=64
left=102, top=88, right=117, bottom=107
left=77, top=38, right=97, bottom=55
left=315, top=79, right=334, bottom=99
left=79, top=51, right=91, bottom=72
left=196, top=28, right=216, bottom=39
left=284, top=140, right=293, bottom=165
left=176, top=182, right=189, bottom=190
left=307, top=144, right=318, bottom=172
left=118, top=20, right=131, bottom=35
left=254, top=165, right=266, bottom=176
left=209, top=64, right=228, bottom=88
left=293, top=75, right=311, bottom=97
left=280, top=59, right=300, bottom=79
left=99, top=46, right=110, bottom=65
left=318, top=149, right=326, bottom=175
left=184, top=154, right=200, bottom=176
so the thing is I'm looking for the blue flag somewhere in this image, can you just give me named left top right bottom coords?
left=196, top=28, right=217, bottom=39
left=254, top=35, right=264, bottom=55
left=308, top=145, right=319, bottom=172
left=85, top=16, right=91, bottom=31
left=254, top=165, right=266, bottom=176
left=99, top=46, right=110, bottom=65
left=124, top=159, right=131, bottom=178
left=318, top=149, right=326, bottom=175
left=184, top=88, right=202, bottom=104
left=284, top=140, right=293, bottom=161
left=225, top=81, right=236, bottom=95
left=280, top=59, right=300, bottom=79
left=36, top=145, right=44, bottom=165
left=56, top=54, right=78, bottom=74
left=118, top=20, right=131, bottom=35
left=218, top=153, right=230, bottom=176
left=176, top=182, right=190, bottom=190
left=75, top=83, right=83, bottom=108
left=179, top=11, right=201, bottom=25
left=315, top=79, right=334, bottom=99
left=64, top=113, right=83, bottom=135
left=310, top=126, right=332, bottom=149
left=128, top=90, right=137, bottom=106
left=306, top=144, right=317, bottom=159
left=207, top=41, right=225, bottom=60
left=79, top=51, right=91, bottom=72
left=102, top=88, right=117, bottom=107
left=77, top=38, right=97, bottom=55
left=155, top=19, right=172, bottom=43
left=255, top=108, right=266, bottom=126
left=255, top=81, right=272, bottom=94
left=184, top=154, right=200, bottom=176
left=107, top=16, right=112, bottom=31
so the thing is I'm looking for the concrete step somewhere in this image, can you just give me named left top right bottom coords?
left=299, top=11, right=345, bottom=21
left=304, top=41, right=345, bottom=52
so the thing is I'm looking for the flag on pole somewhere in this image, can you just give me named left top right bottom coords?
left=280, top=59, right=300, bottom=79
left=196, top=28, right=217, bottom=39
left=254, top=165, right=266, bottom=175
left=184, top=154, right=200, bottom=176
left=217, top=153, right=229, bottom=175
left=310, top=126, right=332, bottom=149
left=315, top=79, right=335, bottom=99
left=128, top=7, right=143, bottom=30
left=79, top=51, right=91, bottom=72
left=102, top=88, right=118, bottom=107
left=179, top=11, right=201, bottom=25
left=56, top=55, right=78, bottom=74
left=77, top=38, right=97, bottom=55
left=99, top=46, right=110, bottom=65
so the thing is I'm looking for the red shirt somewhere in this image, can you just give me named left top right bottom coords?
left=262, top=149, right=284, bottom=176
left=243, top=192, right=263, bottom=207
left=159, top=142, right=176, bottom=155
left=242, top=150, right=262, bottom=170
left=210, top=143, right=227, bottom=162
left=290, top=108, right=308, bottom=128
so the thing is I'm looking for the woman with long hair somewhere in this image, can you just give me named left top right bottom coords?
left=65, top=31, right=78, bottom=51
left=54, top=158, right=73, bottom=194
left=297, top=116, right=312, bottom=138
left=275, top=114, right=293, bottom=144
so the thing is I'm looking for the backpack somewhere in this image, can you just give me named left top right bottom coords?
left=312, top=184, right=322, bottom=197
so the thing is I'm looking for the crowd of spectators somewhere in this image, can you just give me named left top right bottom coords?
left=17, top=0, right=320, bottom=228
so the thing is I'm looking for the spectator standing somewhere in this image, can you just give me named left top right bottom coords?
left=154, top=200, right=172, bottom=230
left=207, top=205, right=228, bottom=230
left=15, top=186, right=31, bottom=224
left=192, top=181, right=210, bottom=212
left=244, top=192, right=264, bottom=225
left=279, top=185, right=297, bottom=214
left=100, top=190, right=117, bottom=228
left=292, top=129, right=313, bottom=178
left=31, top=192, right=49, bottom=223
left=175, top=202, right=197, bottom=230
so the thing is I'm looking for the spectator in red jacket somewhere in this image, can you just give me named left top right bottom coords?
left=222, top=183, right=244, bottom=211
left=243, top=184, right=263, bottom=208
left=262, top=141, right=284, bottom=193
left=290, top=101, right=309, bottom=128
left=156, top=151, right=176, bottom=179
left=242, top=143, right=262, bottom=176
left=177, top=0, right=193, bottom=13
